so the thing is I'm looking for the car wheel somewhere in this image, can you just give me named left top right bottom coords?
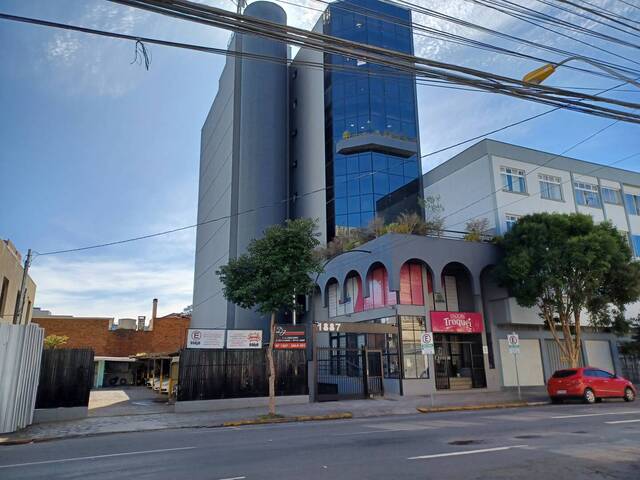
left=583, top=388, right=596, bottom=404
left=624, top=387, right=636, bottom=402
left=551, top=397, right=563, bottom=404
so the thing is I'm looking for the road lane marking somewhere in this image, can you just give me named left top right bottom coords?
left=408, top=445, right=528, bottom=460
left=218, top=477, right=246, bottom=480
left=551, top=410, right=640, bottom=419
left=605, top=419, right=640, bottom=425
left=0, top=446, right=197, bottom=469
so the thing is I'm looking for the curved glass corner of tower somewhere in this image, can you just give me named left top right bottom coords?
left=323, top=0, right=421, bottom=239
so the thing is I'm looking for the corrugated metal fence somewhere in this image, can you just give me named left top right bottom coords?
left=35, top=349, right=94, bottom=409
left=178, top=348, right=307, bottom=401
left=0, top=323, right=44, bottom=434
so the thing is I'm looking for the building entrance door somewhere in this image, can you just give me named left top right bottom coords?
left=434, top=334, right=486, bottom=390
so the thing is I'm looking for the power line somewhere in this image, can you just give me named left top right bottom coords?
left=440, top=119, right=619, bottom=223
left=550, top=0, right=640, bottom=33
left=277, top=0, right=640, bottom=82
left=3, top=7, right=639, bottom=124
left=106, top=0, right=640, bottom=123
left=420, top=74, right=636, bottom=160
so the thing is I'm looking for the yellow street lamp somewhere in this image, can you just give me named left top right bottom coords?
left=522, top=55, right=640, bottom=89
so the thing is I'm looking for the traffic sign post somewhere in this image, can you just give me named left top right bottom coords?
left=507, top=333, right=521, bottom=400
left=421, top=332, right=436, bottom=407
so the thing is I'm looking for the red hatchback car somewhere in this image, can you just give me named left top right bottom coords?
left=547, top=367, right=636, bottom=404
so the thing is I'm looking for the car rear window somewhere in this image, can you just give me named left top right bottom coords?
left=552, top=370, right=577, bottom=378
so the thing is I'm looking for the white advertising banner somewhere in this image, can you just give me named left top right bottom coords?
left=226, top=330, right=262, bottom=349
left=186, top=329, right=225, bottom=349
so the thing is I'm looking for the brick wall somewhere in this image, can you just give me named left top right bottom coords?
left=33, top=315, right=190, bottom=357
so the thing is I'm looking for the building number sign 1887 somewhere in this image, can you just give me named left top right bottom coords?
left=315, top=322, right=341, bottom=332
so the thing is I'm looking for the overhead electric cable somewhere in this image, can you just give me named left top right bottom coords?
left=103, top=0, right=640, bottom=123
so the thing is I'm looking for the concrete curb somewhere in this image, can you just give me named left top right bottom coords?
left=0, top=413, right=354, bottom=446
left=416, top=401, right=549, bottom=413
left=222, top=412, right=353, bottom=427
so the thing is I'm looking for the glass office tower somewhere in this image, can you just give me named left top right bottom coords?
left=323, top=0, right=421, bottom=238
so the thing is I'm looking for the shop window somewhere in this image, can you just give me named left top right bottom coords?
left=400, top=316, right=427, bottom=379
left=443, top=275, right=459, bottom=312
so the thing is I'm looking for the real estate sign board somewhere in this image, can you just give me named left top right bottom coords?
left=186, top=329, right=225, bottom=349
left=226, top=330, right=262, bottom=349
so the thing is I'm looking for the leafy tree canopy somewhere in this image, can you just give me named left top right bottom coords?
left=495, top=213, right=640, bottom=317
left=217, top=218, right=324, bottom=315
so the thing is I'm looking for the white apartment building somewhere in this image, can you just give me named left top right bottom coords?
left=423, top=139, right=640, bottom=257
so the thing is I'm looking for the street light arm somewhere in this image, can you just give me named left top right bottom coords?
left=555, top=56, right=640, bottom=90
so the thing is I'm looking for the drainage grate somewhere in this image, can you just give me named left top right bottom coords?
left=448, top=440, right=481, bottom=446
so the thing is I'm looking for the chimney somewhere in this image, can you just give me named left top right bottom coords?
left=150, top=298, right=158, bottom=330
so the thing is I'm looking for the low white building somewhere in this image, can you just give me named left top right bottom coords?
left=423, top=139, right=640, bottom=253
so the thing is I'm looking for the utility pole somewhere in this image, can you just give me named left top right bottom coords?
left=13, top=249, right=32, bottom=325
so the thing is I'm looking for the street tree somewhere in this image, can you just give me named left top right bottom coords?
left=494, top=213, right=640, bottom=367
left=217, top=218, right=323, bottom=415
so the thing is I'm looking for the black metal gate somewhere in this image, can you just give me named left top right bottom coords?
left=315, top=347, right=383, bottom=401
left=434, top=334, right=487, bottom=390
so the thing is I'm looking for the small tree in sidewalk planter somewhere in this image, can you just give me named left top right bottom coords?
left=217, top=218, right=323, bottom=416
left=494, top=213, right=640, bottom=368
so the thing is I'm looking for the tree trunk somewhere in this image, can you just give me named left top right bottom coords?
left=266, top=312, right=277, bottom=416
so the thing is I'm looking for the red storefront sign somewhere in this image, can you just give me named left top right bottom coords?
left=430, top=311, right=484, bottom=333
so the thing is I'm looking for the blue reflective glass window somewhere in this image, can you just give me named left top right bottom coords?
left=360, top=175, right=373, bottom=194
left=403, top=159, right=419, bottom=178
left=335, top=197, right=347, bottom=215
left=361, top=194, right=374, bottom=212
left=335, top=175, right=347, bottom=198
left=345, top=117, right=357, bottom=135
left=348, top=213, right=361, bottom=227
left=370, top=77, right=384, bottom=97
left=359, top=154, right=372, bottom=172
left=402, top=121, right=416, bottom=138
left=371, top=113, right=384, bottom=132
left=336, top=215, right=348, bottom=228
left=347, top=156, right=359, bottom=174
left=373, top=153, right=386, bottom=172
left=361, top=211, right=374, bottom=226
left=389, top=174, right=404, bottom=192
left=374, top=173, right=389, bottom=194
left=388, top=157, right=403, bottom=176
left=345, top=79, right=357, bottom=97
left=347, top=176, right=360, bottom=196
left=348, top=196, right=360, bottom=213
left=334, top=157, right=347, bottom=176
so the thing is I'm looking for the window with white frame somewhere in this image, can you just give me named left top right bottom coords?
left=500, top=166, right=527, bottom=193
left=505, top=214, right=520, bottom=232
left=625, top=193, right=640, bottom=216
left=601, top=187, right=622, bottom=205
left=574, top=181, right=602, bottom=208
left=539, top=174, right=563, bottom=201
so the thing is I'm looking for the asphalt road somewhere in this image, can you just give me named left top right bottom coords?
left=1, top=401, right=639, bottom=480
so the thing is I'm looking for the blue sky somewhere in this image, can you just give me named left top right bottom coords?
left=0, top=0, right=638, bottom=318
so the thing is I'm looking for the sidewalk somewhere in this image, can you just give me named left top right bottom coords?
left=0, top=388, right=548, bottom=445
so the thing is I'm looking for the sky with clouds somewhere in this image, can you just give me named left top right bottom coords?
left=1, top=0, right=639, bottom=319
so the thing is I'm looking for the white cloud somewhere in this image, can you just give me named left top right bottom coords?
left=31, top=254, right=193, bottom=319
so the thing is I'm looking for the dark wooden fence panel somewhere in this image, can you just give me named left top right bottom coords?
left=35, top=349, right=94, bottom=409
left=178, top=348, right=307, bottom=401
